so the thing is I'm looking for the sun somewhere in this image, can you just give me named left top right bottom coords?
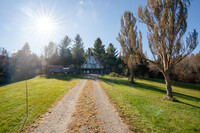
left=35, top=15, right=57, bottom=35
left=22, top=5, right=61, bottom=42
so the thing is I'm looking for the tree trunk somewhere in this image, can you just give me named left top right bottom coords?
left=163, top=72, right=173, bottom=98
left=130, top=72, right=135, bottom=84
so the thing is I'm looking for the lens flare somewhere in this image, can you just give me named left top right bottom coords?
left=35, top=15, right=56, bottom=35
left=21, top=4, right=61, bottom=43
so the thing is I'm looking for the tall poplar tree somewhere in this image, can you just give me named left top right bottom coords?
left=138, top=0, right=198, bottom=99
left=117, top=11, right=143, bottom=84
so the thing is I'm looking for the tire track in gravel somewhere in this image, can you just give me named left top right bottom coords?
left=67, top=78, right=104, bottom=133
left=92, top=74, right=131, bottom=133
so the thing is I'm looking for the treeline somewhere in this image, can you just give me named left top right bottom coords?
left=0, top=44, right=41, bottom=83
left=0, top=36, right=199, bottom=84
left=44, top=35, right=125, bottom=74
left=149, top=52, right=200, bottom=83
left=44, top=35, right=127, bottom=75
left=44, top=34, right=85, bottom=69
left=0, top=34, right=126, bottom=84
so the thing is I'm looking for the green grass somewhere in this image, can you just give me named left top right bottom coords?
left=0, top=74, right=83, bottom=133
left=99, top=76, right=200, bottom=133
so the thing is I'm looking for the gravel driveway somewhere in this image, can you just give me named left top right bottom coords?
left=31, top=75, right=131, bottom=133
left=92, top=74, right=130, bottom=133
left=31, top=77, right=87, bottom=133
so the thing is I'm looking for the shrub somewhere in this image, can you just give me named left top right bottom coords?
left=108, top=72, right=122, bottom=77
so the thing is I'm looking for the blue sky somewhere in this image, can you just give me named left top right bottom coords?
left=0, top=0, right=200, bottom=56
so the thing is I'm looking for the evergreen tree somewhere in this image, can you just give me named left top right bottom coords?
left=72, top=34, right=85, bottom=69
left=45, top=41, right=56, bottom=65
left=83, top=47, right=92, bottom=60
left=59, top=35, right=72, bottom=66
left=135, top=60, right=149, bottom=78
left=86, top=48, right=92, bottom=55
left=105, top=43, right=118, bottom=73
left=93, top=38, right=105, bottom=61
left=116, top=57, right=128, bottom=76
left=50, top=48, right=60, bottom=65
left=21, top=43, right=31, bottom=55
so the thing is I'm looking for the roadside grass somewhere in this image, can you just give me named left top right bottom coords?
left=0, top=74, right=82, bottom=133
left=99, top=76, right=200, bottom=133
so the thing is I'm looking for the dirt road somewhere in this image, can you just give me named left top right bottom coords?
left=31, top=75, right=131, bottom=133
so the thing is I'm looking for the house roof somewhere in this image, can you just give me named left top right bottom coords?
left=81, top=52, right=103, bottom=68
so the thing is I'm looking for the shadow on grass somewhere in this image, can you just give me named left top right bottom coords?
left=0, top=74, right=84, bottom=88
left=41, top=74, right=84, bottom=81
left=174, top=100, right=200, bottom=109
left=0, top=77, right=36, bottom=87
left=141, top=78, right=200, bottom=91
left=0, top=83, right=10, bottom=87
left=100, top=77, right=200, bottom=109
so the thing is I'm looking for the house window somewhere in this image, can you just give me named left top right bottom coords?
left=91, top=64, right=96, bottom=68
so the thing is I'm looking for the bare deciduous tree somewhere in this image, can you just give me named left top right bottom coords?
left=138, top=0, right=198, bottom=99
left=117, top=11, right=143, bottom=84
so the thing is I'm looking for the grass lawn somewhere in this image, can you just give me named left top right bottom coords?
left=99, top=76, right=200, bottom=133
left=0, top=74, right=83, bottom=133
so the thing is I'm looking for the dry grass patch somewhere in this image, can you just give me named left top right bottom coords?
left=67, top=79, right=104, bottom=133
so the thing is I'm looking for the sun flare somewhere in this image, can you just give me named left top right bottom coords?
left=35, top=16, right=56, bottom=34
left=22, top=5, right=61, bottom=42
